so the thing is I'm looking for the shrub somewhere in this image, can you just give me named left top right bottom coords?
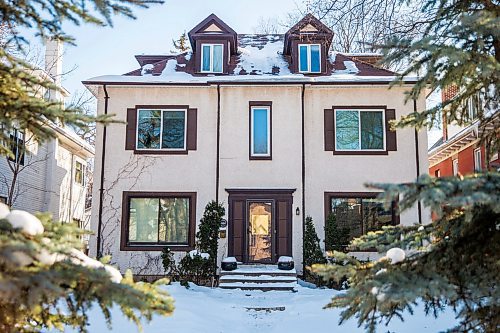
left=324, top=213, right=350, bottom=253
left=196, top=201, right=225, bottom=276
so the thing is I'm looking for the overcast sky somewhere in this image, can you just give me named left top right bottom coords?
left=46, top=0, right=301, bottom=98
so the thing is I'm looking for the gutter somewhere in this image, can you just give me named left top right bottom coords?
left=216, top=84, right=221, bottom=203
left=96, top=85, right=109, bottom=258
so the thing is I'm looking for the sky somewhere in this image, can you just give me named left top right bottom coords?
left=43, top=0, right=301, bottom=99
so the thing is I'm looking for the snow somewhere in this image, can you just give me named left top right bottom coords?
left=234, top=36, right=291, bottom=76
left=188, top=249, right=210, bottom=259
left=335, top=61, right=359, bottom=74
left=278, top=256, right=293, bottom=263
left=222, top=256, right=237, bottom=263
left=5, top=210, right=44, bottom=236
left=0, top=203, right=9, bottom=219
left=230, top=265, right=296, bottom=275
left=10, top=251, right=34, bottom=266
left=386, top=248, right=406, bottom=264
left=105, top=265, right=123, bottom=283
left=61, top=282, right=458, bottom=333
left=219, top=275, right=295, bottom=282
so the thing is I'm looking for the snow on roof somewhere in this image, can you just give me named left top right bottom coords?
left=83, top=35, right=417, bottom=86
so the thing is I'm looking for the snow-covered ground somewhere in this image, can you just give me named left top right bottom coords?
left=66, top=282, right=458, bottom=333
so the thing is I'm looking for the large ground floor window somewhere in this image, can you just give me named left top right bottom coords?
left=121, top=192, right=196, bottom=251
left=324, top=192, right=398, bottom=248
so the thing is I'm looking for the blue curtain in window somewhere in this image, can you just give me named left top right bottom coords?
left=213, top=45, right=223, bottom=72
left=299, top=45, right=308, bottom=72
left=253, top=108, right=268, bottom=154
left=202, top=45, right=211, bottom=71
left=310, top=45, right=320, bottom=72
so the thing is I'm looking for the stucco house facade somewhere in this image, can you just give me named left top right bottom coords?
left=0, top=39, right=94, bottom=233
left=84, top=14, right=428, bottom=276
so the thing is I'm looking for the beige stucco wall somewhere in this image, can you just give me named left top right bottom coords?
left=89, top=83, right=428, bottom=276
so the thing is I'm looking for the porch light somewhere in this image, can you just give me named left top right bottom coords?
left=295, top=207, right=300, bottom=216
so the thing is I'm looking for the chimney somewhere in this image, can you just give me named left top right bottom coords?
left=44, top=37, right=63, bottom=87
left=441, top=84, right=458, bottom=141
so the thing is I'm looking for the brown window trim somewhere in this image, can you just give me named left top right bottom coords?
left=127, top=105, right=197, bottom=155
left=120, top=191, right=196, bottom=251
left=324, top=191, right=400, bottom=252
left=325, top=105, right=397, bottom=156
left=249, top=101, right=273, bottom=160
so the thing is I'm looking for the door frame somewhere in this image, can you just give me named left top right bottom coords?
left=245, top=199, right=276, bottom=264
left=226, top=189, right=295, bottom=264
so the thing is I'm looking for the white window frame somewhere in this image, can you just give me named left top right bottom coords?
left=474, top=148, right=482, bottom=171
left=334, top=109, right=386, bottom=151
left=298, top=44, right=321, bottom=73
left=452, top=159, right=459, bottom=176
left=250, top=106, right=271, bottom=157
left=136, top=109, right=187, bottom=151
left=200, top=43, right=224, bottom=73
left=74, top=160, right=85, bottom=186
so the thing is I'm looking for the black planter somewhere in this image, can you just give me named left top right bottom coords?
left=221, top=261, right=237, bottom=271
left=278, top=261, right=294, bottom=270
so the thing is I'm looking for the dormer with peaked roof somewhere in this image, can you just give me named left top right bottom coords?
left=283, top=14, right=334, bottom=75
left=188, top=14, right=238, bottom=75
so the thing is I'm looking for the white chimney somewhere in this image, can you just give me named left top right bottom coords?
left=44, top=37, right=63, bottom=87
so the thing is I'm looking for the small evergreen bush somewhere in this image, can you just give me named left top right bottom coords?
left=324, top=213, right=350, bottom=253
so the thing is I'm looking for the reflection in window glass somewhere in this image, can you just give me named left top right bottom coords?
left=129, top=198, right=159, bottom=243
left=159, top=198, right=189, bottom=243
left=330, top=197, right=394, bottom=242
left=202, top=45, right=211, bottom=72
left=252, top=108, right=269, bottom=155
left=360, top=111, right=384, bottom=149
left=137, top=110, right=161, bottom=149
left=162, top=111, right=185, bottom=149
left=310, top=45, right=320, bottom=72
left=299, top=45, right=308, bottom=72
left=213, top=45, right=223, bottom=72
left=336, top=110, right=359, bottom=150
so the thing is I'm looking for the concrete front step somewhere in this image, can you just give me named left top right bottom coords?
left=219, top=264, right=297, bottom=291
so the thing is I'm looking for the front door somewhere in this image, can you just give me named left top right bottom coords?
left=247, top=201, right=273, bottom=263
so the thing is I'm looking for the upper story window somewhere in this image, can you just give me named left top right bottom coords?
left=75, top=161, right=84, bottom=185
left=136, top=109, right=186, bottom=150
left=466, top=93, right=481, bottom=121
left=250, top=104, right=271, bottom=159
left=201, top=44, right=223, bottom=73
left=474, top=148, right=482, bottom=172
left=335, top=109, right=385, bottom=151
left=8, top=129, right=25, bottom=165
left=452, top=159, right=459, bottom=176
left=298, top=44, right=321, bottom=73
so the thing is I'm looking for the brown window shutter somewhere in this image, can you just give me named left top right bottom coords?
left=125, top=108, right=136, bottom=150
left=324, top=109, right=335, bottom=151
left=385, top=109, right=397, bottom=151
left=187, top=108, right=197, bottom=151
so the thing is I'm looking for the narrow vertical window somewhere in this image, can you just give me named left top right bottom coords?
left=75, top=161, right=84, bottom=185
left=201, top=44, right=224, bottom=73
left=452, top=159, right=459, bottom=176
left=250, top=106, right=271, bottom=159
left=474, top=148, right=482, bottom=171
left=298, top=44, right=321, bottom=73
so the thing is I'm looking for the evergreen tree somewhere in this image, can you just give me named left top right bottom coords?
left=196, top=201, right=225, bottom=276
left=312, top=1, right=500, bottom=332
left=324, top=213, right=350, bottom=253
left=172, top=31, right=191, bottom=53
left=303, top=216, right=325, bottom=267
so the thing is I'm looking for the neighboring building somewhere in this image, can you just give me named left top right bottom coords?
left=0, top=39, right=94, bottom=238
left=83, top=14, right=428, bottom=276
left=429, top=87, right=499, bottom=177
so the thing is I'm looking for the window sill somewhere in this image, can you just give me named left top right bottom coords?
left=133, top=149, right=189, bottom=155
left=120, top=244, right=194, bottom=252
left=249, top=155, right=272, bottom=160
left=332, top=150, right=389, bottom=155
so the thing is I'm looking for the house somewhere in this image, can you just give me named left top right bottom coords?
left=83, top=13, right=428, bottom=276
left=429, top=86, right=499, bottom=177
left=0, top=39, right=94, bottom=246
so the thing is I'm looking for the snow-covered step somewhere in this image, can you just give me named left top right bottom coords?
left=220, top=265, right=296, bottom=276
left=219, top=274, right=297, bottom=284
left=219, top=281, right=297, bottom=291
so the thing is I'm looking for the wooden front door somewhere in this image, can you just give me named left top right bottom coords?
left=227, top=189, right=294, bottom=264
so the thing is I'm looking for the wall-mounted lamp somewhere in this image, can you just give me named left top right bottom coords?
left=295, top=207, right=300, bottom=216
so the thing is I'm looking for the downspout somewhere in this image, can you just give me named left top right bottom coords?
left=216, top=84, right=221, bottom=203
left=413, top=98, right=422, bottom=224
left=96, top=84, right=109, bottom=258
left=301, top=84, right=306, bottom=273
left=68, top=152, right=74, bottom=223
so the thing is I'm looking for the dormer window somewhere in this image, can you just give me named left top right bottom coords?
left=201, top=44, right=223, bottom=73
left=298, top=44, right=321, bottom=73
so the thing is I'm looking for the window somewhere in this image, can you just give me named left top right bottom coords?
left=434, top=169, right=441, bottom=177
left=452, top=159, right=459, bottom=176
left=136, top=109, right=186, bottom=150
left=474, top=148, right=482, bottom=171
left=8, top=129, right=25, bottom=165
left=201, top=44, right=223, bottom=73
left=326, top=193, right=397, bottom=246
left=466, top=93, right=481, bottom=121
left=123, top=192, right=196, bottom=250
left=298, top=44, right=321, bottom=73
left=335, top=109, right=385, bottom=151
left=74, top=161, right=84, bottom=185
left=250, top=104, right=271, bottom=159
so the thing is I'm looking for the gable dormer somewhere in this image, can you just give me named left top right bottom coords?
left=188, top=14, right=238, bottom=75
left=283, top=14, right=333, bottom=74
